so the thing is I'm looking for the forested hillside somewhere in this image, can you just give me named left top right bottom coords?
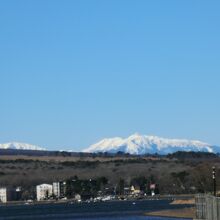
left=0, top=151, right=218, bottom=199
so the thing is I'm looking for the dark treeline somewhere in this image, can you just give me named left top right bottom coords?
left=0, top=149, right=218, bottom=159
left=167, top=151, right=218, bottom=159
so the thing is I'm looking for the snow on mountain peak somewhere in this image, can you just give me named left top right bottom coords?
left=0, top=142, right=46, bottom=151
left=83, top=133, right=216, bottom=155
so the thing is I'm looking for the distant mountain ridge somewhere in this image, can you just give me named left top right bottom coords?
left=0, top=142, right=46, bottom=151
left=83, top=133, right=219, bottom=155
left=1, top=134, right=219, bottom=155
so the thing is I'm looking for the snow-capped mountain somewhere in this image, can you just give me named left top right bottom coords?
left=83, top=133, right=219, bottom=155
left=0, top=142, right=46, bottom=151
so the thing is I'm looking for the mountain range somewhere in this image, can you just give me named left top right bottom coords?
left=0, top=142, right=46, bottom=151
left=83, top=133, right=219, bottom=155
left=0, top=134, right=219, bottom=155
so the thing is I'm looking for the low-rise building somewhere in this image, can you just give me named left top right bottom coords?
left=130, top=185, right=141, bottom=195
left=36, top=184, right=53, bottom=201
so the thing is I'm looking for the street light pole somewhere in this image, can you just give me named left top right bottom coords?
left=212, top=166, right=216, bottom=197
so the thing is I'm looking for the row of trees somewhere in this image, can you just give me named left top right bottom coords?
left=64, top=175, right=159, bottom=199
left=65, top=176, right=108, bottom=199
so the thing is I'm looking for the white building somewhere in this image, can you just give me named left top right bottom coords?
left=53, top=182, right=66, bottom=198
left=53, top=182, right=60, bottom=197
left=130, top=185, right=141, bottom=195
left=0, top=187, right=7, bottom=203
left=36, top=184, right=53, bottom=201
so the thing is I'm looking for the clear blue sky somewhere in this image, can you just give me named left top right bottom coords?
left=0, top=1, right=220, bottom=151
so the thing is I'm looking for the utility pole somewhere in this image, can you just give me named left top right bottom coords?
left=212, top=166, right=216, bottom=196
